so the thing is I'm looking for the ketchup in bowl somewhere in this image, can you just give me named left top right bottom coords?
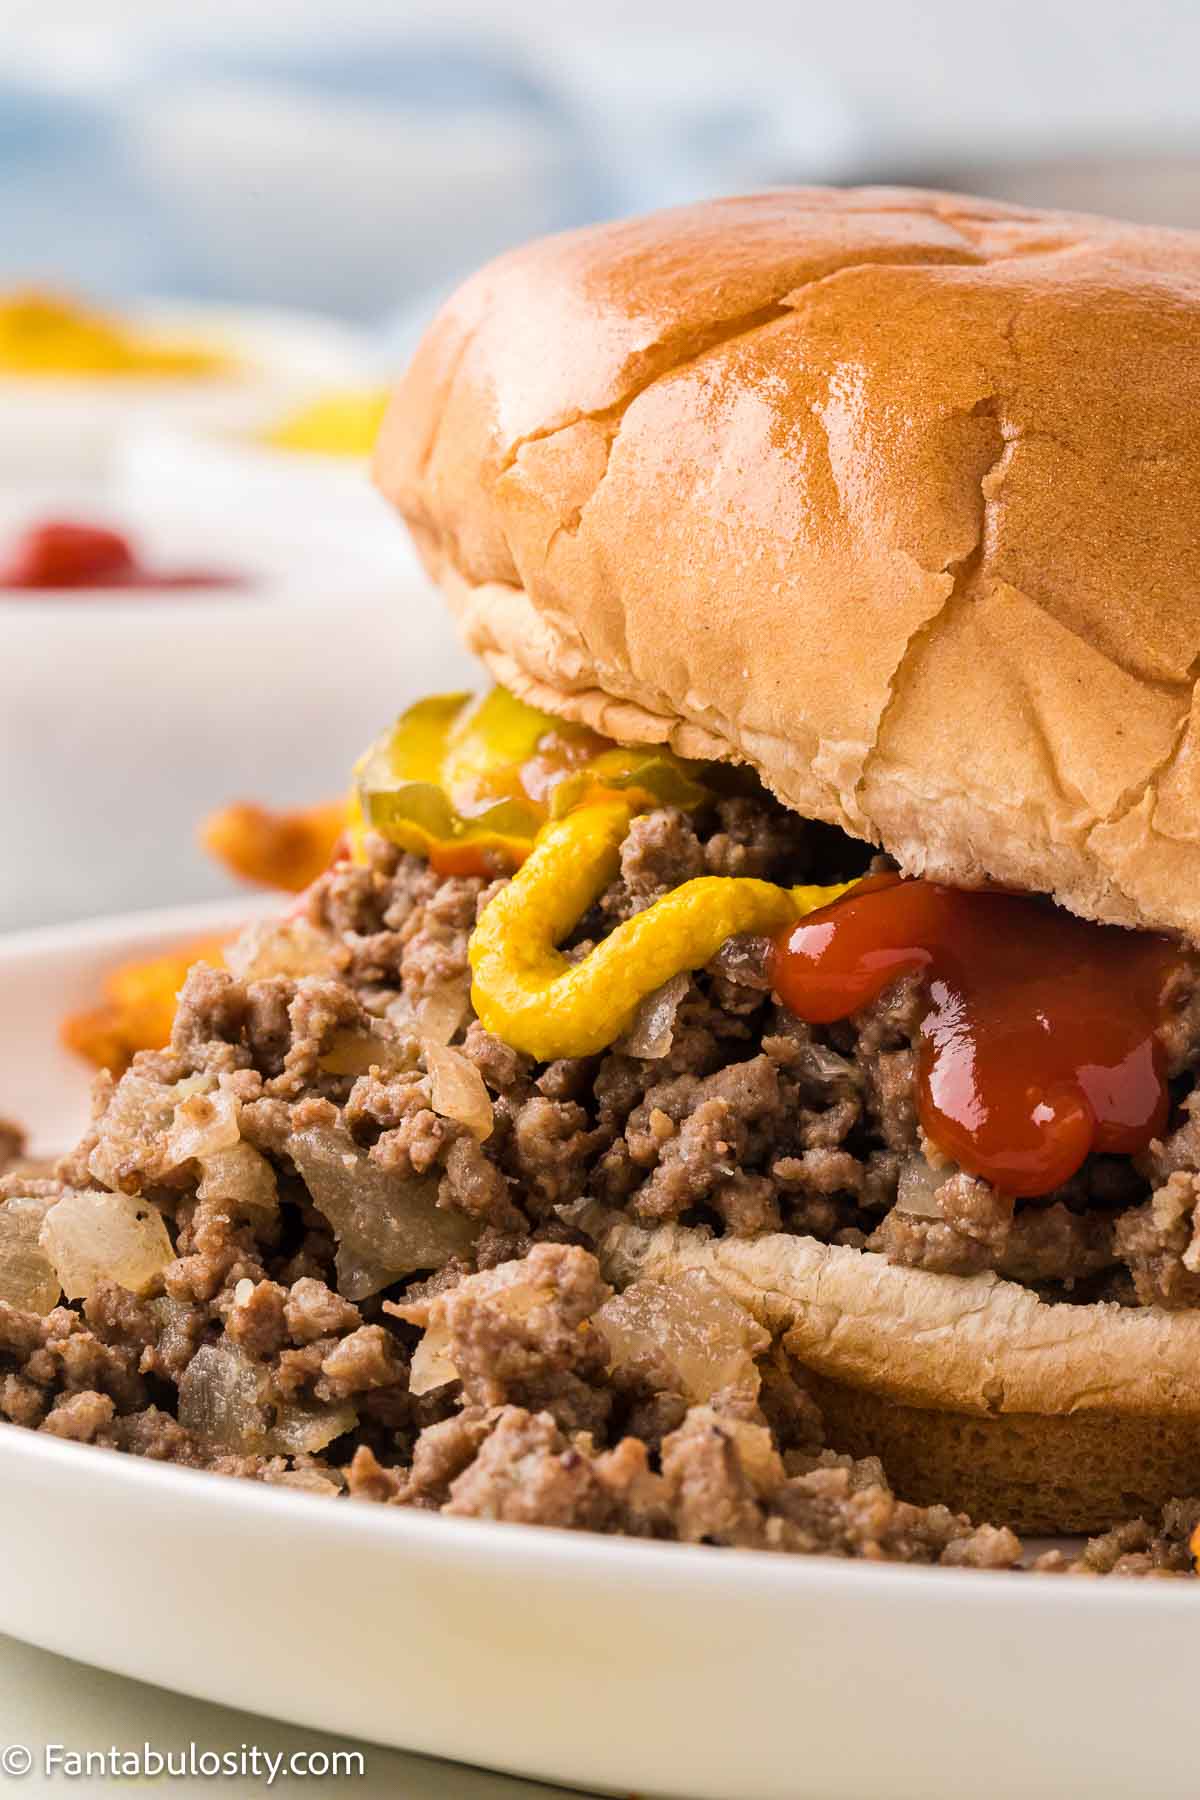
left=770, top=875, right=1184, bottom=1197
left=0, top=521, right=243, bottom=593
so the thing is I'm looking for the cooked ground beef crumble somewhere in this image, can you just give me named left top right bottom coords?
left=6, top=792, right=1200, bottom=1574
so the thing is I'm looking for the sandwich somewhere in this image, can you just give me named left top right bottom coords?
left=11, top=188, right=1200, bottom=1562
left=368, top=186, right=1200, bottom=1535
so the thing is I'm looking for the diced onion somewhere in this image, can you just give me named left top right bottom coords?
left=801, top=1044, right=857, bottom=1087
left=407, top=1321, right=458, bottom=1396
left=268, top=1400, right=358, bottom=1454
left=152, top=1295, right=197, bottom=1368
left=287, top=1124, right=477, bottom=1300
left=425, top=1043, right=493, bottom=1140
left=223, top=918, right=333, bottom=982
left=554, top=1196, right=615, bottom=1239
left=179, top=1339, right=359, bottom=1455
left=166, top=1087, right=241, bottom=1166
left=0, top=1195, right=61, bottom=1314
left=394, top=1255, right=575, bottom=1396
left=383, top=993, right=419, bottom=1034
left=196, top=1143, right=278, bottom=1218
left=178, top=1341, right=267, bottom=1448
left=267, top=1465, right=344, bottom=1495
left=173, top=1074, right=214, bottom=1102
left=384, top=982, right=471, bottom=1046
left=896, top=1154, right=949, bottom=1219
left=41, top=1188, right=174, bottom=1300
left=416, top=981, right=470, bottom=1046
left=317, top=1027, right=411, bottom=1077
left=595, top=1270, right=769, bottom=1402
left=618, top=972, right=690, bottom=1059
left=88, top=1073, right=187, bottom=1192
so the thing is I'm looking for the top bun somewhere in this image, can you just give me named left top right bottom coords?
left=375, top=188, right=1200, bottom=940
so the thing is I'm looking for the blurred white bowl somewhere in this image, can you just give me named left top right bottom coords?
left=0, top=300, right=367, bottom=485
left=115, top=409, right=417, bottom=593
left=0, top=585, right=475, bottom=932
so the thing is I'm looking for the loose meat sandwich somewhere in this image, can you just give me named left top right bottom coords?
left=9, top=189, right=1200, bottom=1568
left=373, top=187, right=1200, bottom=1535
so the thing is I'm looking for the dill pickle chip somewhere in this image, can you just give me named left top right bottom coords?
left=354, top=687, right=710, bottom=874
left=549, top=746, right=710, bottom=818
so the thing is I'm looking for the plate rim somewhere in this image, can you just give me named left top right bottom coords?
left=0, top=1418, right=1195, bottom=1616
left=0, top=894, right=273, bottom=963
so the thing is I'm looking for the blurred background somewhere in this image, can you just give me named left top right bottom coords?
left=3, top=0, right=1200, bottom=930
left=8, top=0, right=1200, bottom=312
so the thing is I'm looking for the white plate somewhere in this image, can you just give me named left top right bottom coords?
left=2, top=904, right=1199, bottom=1800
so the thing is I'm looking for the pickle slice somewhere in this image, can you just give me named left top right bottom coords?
left=355, top=693, right=539, bottom=871
left=549, top=746, right=710, bottom=817
left=355, top=687, right=711, bottom=873
left=440, top=687, right=571, bottom=816
left=355, top=691, right=470, bottom=843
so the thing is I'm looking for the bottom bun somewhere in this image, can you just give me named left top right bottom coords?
left=596, top=1220, right=1200, bottom=1535
left=806, top=1374, right=1200, bottom=1535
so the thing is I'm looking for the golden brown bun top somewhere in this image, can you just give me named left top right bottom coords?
left=376, top=187, right=1200, bottom=939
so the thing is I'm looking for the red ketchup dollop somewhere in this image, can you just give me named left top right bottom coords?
left=0, top=521, right=242, bottom=592
left=769, top=875, right=1183, bottom=1197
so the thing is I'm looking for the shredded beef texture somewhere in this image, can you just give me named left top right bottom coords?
left=4, top=794, right=1200, bottom=1572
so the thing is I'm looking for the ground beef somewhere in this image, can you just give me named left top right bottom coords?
left=442, top=1408, right=631, bottom=1531
left=4, top=787, right=1200, bottom=1574
left=226, top=1279, right=289, bottom=1359
left=609, top=808, right=706, bottom=916
left=367, top=1254, right=1028, bottom=1564
left=284, top=1277, right=360, bottom=1344
left=41, top=1389, right=116, bottom=1442
left=391, top=1243, right=613, bottom=1436
left=1032, top=1499, right=1200, bottom=1577
left=1112, top=1180, right=1200, bottom=1308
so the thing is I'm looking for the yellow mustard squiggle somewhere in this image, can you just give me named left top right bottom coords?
left=469, top=800, right=855, bottom=1060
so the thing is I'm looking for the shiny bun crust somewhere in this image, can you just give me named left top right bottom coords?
left=376, top=186, right=1200, bottom=941
left=599, top=1220, right=1200, bottom=1534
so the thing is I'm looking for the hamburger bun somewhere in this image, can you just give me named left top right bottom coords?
left=374, top=188, right=1200, bottom=1534
left=597, top=1219, right=1200, bottom=1534
left=375, top=186, right=1200, bottom=943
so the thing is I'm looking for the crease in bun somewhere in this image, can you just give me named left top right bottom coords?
left=376, top=187, right=1200, bottom=940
